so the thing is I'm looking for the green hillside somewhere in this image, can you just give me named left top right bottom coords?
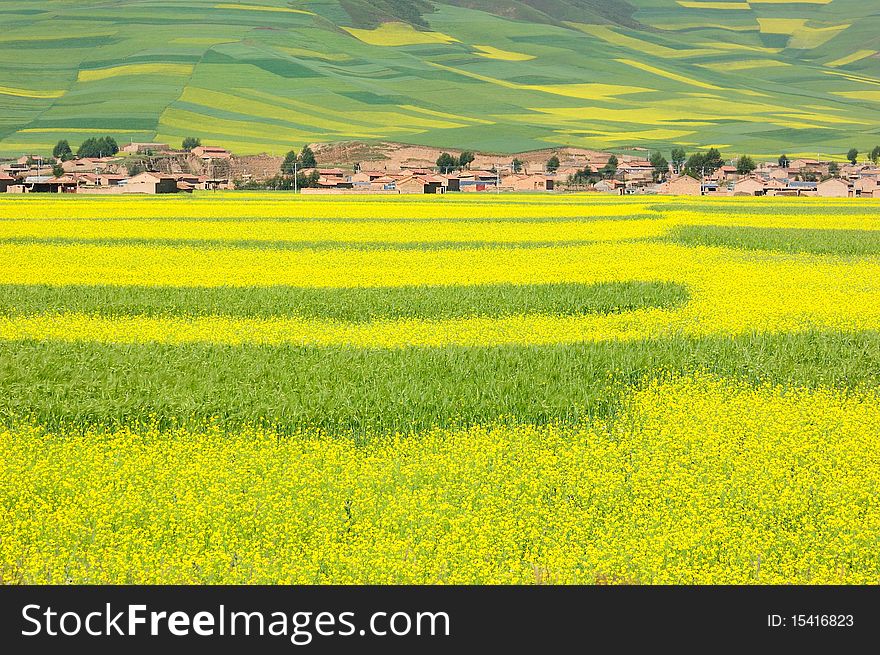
left=1, top=0, right=879, bottom=157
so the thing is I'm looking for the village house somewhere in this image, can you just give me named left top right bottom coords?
left=455, top=171, right=498, bottom=192
left=854, top=177, right=877, bottom=198
left=594, top=179, right=624, bottom=194
left=191, top=145, right=232, bottom=161
left=17, top=175, right=78, bottom=193
left=618, top=159, right=654, bottom=184
left=786, top=180, right=818, bottom=196
left=789, top=159, right=830, bottom=177
left=817, top=178, right=851, bottom=198
left=0, top=171, right=13, bottom=192
left=98, top=173, right=127, bottom=187
left=501, top=174, right=555, bottom=191
left=62, top=157, right=115, bottom=174
left=350, top=171, right=380, bottom=186
left=715, top=165, right=738, bottom=182
left=396, top=175, right=446, bottom=194
left=368, top=175, right=400, bottom=191
left=316, top=172, right=353, bottom=190
left=121, top=142, right=170, bottom=154
left=659, top=174, right=702, bottom=196
left=442, top=173, right=462, bottom=192
left=122, top=171, right=179, bottom=194
left=732, top=177, right=765, bottom=196
left=16, top=154, right=44, bottom=166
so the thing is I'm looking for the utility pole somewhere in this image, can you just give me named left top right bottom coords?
left=294, top=160, right=298, bottom=193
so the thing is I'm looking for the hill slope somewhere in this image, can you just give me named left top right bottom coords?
left=1, top=0, right=879, bottom=157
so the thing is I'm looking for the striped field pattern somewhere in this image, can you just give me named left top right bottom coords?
left=1, top=1, right=879, bottom=155
left=3, top=194, right=880, bottom=584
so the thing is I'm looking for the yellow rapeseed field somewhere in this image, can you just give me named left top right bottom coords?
left=2, top=193, right=879, bottom=584
left=3, top=375, right=878, bottom=584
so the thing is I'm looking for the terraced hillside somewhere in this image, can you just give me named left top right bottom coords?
left=1, top=0, right=879, bottom=156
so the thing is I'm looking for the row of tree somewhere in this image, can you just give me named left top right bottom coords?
left=436, top=151, right=475, bottom=173
left=50, top=136, right=208, bottom=165
left=281, top=145, right=318, bottom=173
left=52, top=136, right=120, bottom=161
left=246, top=145, right=323, bottom=190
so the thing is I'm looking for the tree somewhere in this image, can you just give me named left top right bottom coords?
left=736, top=155, right=756, bottom=176
left=100, top=136, right=119, bottom=156
left=281, top=150, right=298, bottom=175
left=53, top=140, right=72, bottom=161
left=778, top=154, right=790, bottom=168
left=829, top=161, right=840, bottom=176
left=601, top=154, right=618, bottom=178
left=182, top=137, right=201, bottom=152
left=568, top=166, right=596, bottom=187
left=77, top=138, right=100, bottom=158
left=511, top=158, right=524, bottom=173
left=77, top=136, right=119, bottom=158
left=126, top=160, right=146, bottom=177
left=671, top=147, right=687, bottom=174
left=546, top=155, right=560, bottom=173
left=704, top=148, right=724, bottom=173
left=684, top=153, right=705, bottom=178
left=458, top=151, right=475, bottom=169
left=299, top=145, right=317, bottom=169
left=296, top=169, right=321, bottom=189
left=649, top=151, right=669, bottom=182
left=847, top=148, right=859, bottom=165
left=871, top=145, right=880, bottom=165
left=436, top=152, right=457, bottom=173
left=51, top=163, right=64, bottom=178
left=684, top=148, right=724, bottom=178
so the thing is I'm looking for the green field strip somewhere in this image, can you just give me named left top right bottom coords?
left=1, top=1, right=879, bottom=154
left=0, top=280, right=688, bottom=322
left=669, top=224, right=880, bottom=256
left=654, top=202, right=880, bottom=216
left=2, top=330, right=878, bottom=435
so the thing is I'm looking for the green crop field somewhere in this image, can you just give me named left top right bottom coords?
left=1, top=0, right=878, bottom=157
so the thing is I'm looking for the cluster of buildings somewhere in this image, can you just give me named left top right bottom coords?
left=302, top=168, right=553, bottom=194
left=656, top=159, right=879, bottom=198
left=0, top=146, right=234, bottom=194
left=1, top=144, right=878, bottom=198
left=120, top=142, right=233, bottom=161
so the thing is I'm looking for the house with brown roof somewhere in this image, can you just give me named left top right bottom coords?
left=316, top=175, right=353, bottom=190
left=191, top=146, right=232, bottom=160
left=0, top=171, right=14, bottom=192
left=817, top=178, right=851, bottom=198
left=659, top=174, right=702, bottom=196
left=501, top=174, right=555, bottom=191
left=121, top=142, right=170, bottom=154
left=593, top=179, right=624, bottom=194
left=368, top=175, right=399, bottom=190
left=716, top=165, right=738, bottom=181
left=789, top=159, right=830, bottom=176
left=854, top=177, right=878, bottom=198
left=122, top=171, right=180, bottom=194
left=22, top=175, right=79, bottom=193
left=396, top=175, right=445, bottom=194
left=732, top=177, right=765, bottom=196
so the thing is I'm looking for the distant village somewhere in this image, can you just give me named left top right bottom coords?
left=1, top=138, right=878, bottom=198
